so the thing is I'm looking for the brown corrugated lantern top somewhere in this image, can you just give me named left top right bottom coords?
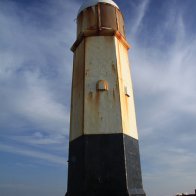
left=71, top=0, right=129, bottom=52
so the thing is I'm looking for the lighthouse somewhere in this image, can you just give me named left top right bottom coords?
left=66, top=0, right=146, bottom=195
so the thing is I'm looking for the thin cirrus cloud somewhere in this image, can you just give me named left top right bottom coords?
left=0, top=143, right=66, bottom=165
left=129, top=0, right=150, bottom=35
left=127, top=1, right=196, bottom=195
left=0, top=1, right=78, bottom=189
left=0, top=0, right=77, bottom=137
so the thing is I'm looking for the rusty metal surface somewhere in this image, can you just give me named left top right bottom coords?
left=100, top=4, right=117, bottom=30
left=116, top=9, right=125, bottom=36
left=71, top=30, right=130, bottom=52
left=77, top=6, right=98, bottom=37
left=73, top=3, right=128, bottom=52
left=76, top=3, right=125, bottom=40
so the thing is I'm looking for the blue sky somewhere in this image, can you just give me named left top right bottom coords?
left=0, top=0, right=196, bottom=195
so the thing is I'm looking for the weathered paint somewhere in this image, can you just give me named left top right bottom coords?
left=84, top=36, right=122, bottom=135
left=115, top=37, right=139, bottom=139
left=70, top=36, right=138, bottom=141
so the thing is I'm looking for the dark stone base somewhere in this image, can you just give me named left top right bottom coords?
left=66, top=133, right=146, bottom=196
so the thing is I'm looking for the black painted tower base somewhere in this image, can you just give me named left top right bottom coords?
left=66, top=133, right=146, bottom=196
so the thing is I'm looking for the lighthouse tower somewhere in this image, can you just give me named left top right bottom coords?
left=66, top=0, right=146, bottom=195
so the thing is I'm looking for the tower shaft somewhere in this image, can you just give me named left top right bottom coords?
left=66, top=2, right=146, bottom=196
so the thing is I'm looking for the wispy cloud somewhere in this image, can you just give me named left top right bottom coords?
left=0, top=0, right=79, bottom=137
left=130, top=0, right=150, bottom=35
left=0, top=0, right=79, bottom=180
left=128, top=2, right=196, bottom=195
left=8, top=132, right=67, bottom=145
left=0, top=144, right=66, bottom=165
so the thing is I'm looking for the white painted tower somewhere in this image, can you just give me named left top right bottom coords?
left=66, top=0, right=146, bottom=195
